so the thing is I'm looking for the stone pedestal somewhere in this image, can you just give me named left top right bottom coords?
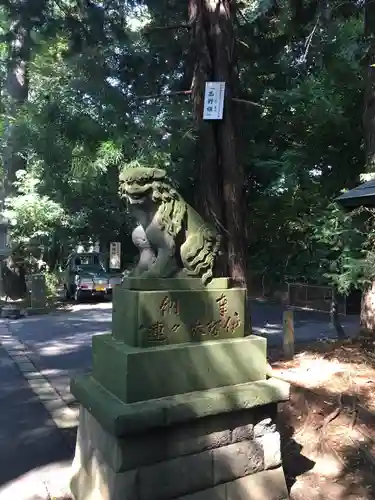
left=112, top=277, right=246, bottom=346
left=70, top=278, right=290, bottom=500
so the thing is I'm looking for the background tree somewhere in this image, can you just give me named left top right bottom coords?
left=359, top=0, right=375, bottom=333
left=187, top=0, right=247, bottom=285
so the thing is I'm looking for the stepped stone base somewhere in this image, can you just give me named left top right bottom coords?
left=70, top=378, right=290, bottom=500
left=92, top=334, right=267, bottom=403
left=71, top=277, right=289, bottom=500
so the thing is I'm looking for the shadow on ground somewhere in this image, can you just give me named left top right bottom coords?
left=250, top=300, right=360, bottom=347
left=0, top=347, right=75, bottom=493
left=270, top=338, right=375, bottom=499
left=5, top=303, right=112, bottom=402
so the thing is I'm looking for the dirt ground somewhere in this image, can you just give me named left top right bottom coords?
left=269, top=337, right=375, bottom=500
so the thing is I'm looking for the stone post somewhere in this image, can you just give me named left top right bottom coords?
left=0, top=215, right=10, bottom=302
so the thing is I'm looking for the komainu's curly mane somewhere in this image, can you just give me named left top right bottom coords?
left=150, top=180, right=186, bottom=237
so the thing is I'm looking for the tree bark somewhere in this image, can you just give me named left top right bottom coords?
left=363, top=0, right=375, bottom=171
left=361, top=0, right=375, bottom=332
left=360, top=282, right=375, bottom=334
left=3, top=20, right=30, bottom=189
left=1, top=16, right=31, bottom=300
left=189, top=0, right=248, bottom=287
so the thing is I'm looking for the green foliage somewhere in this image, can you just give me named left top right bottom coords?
left=44, top=271, right=60, bottom=299
left=0, top=0, right=371, bottom=294
left=311, top=203, right=367, bottom=294
left=4, top=170, right=68, bottom=252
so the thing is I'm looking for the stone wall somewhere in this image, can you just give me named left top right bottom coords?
left=71, top=403, right=288, bottom=500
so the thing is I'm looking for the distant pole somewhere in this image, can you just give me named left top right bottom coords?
left=0, top=182, right=10, bottom=302
left=283, top=309, right=295, bottom=359
left=330, top=287, right=346, bottom=339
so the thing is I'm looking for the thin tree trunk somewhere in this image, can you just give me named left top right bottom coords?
left=330, top=287, right=346, bottom=339
left=189, top=0, right=248, bottom=287
left=360, top=281, right=375, bottom=334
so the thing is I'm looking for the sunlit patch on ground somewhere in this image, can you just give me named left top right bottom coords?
left=0, top=461, right=72, bottom=500
left=271, top=338, right=375, bottom=499
left=273, top=353, right=346, bottom=387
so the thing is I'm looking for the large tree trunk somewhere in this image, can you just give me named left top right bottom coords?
left=363, top=0, right=375, bottom=171
left=361, top=0, right=375, bottom=332
left=1, top=17, right=31, bottom=299
left=189, top=0, right=248, bottom=287
left=3, top=20, right=30, bottom=188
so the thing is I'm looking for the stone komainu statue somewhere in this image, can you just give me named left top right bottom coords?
left=119, top=167, right=221, bottom=285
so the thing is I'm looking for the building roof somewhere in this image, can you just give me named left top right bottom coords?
left=336, top=179, right=375, bottom=208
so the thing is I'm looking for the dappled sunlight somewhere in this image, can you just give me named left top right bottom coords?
left=4, top=307, right=112, bottom=398
left=278, top=383, right=375, bottom=499
left=65, top=316, right=111, bottom=323
left=65, top=302, right=112, bottom=313
left=253, top=324, right=282, bottom=335
left=38, top=367, right=64, bottom=377
left=271, top=338, right=375, bottom=499
left=37, top=336, right=96, bottom=357
left=271, top=340, right=375, bottom=413
left=311, top=452, right=345, bottom=477
left=273, top=353, right=347, bottom=388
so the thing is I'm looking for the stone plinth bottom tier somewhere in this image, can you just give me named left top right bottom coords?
left=70, top=400, right=289, bottom=500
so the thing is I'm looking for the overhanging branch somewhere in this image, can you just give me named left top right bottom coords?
left=142, top=23, right=191, bottom=34
left=232, top=97, right=263, bottom=108
left=134, top=90, right=263, bottom=108
left=135, top=90, right=192, bottom=100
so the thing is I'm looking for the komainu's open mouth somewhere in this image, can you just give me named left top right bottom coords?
left=124, top=190, right=148, bottom=204
left=122, top=182, right=152, bottom=204
left=126, top=192, right=144, bottom=200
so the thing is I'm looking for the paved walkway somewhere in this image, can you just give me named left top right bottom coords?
left=0, top=325, right=74, bottom=499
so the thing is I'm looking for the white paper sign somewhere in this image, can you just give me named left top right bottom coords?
left=203, top=81, right=225, bottom=120
left=109, top=241, right=121, bottom=270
